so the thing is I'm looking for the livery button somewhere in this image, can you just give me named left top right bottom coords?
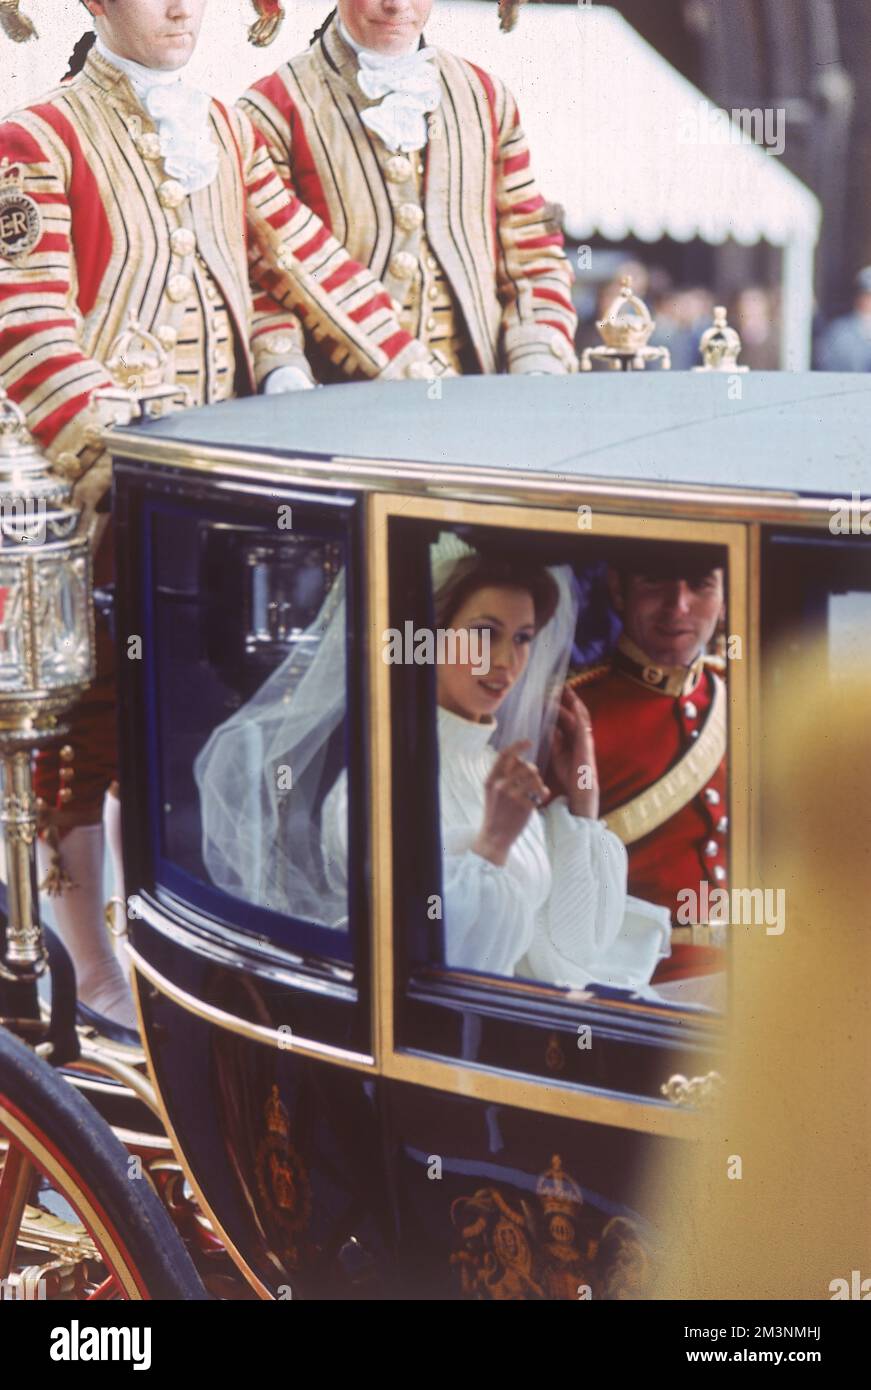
left=713, top=865, right=727, bottom=884
left=170, top=227, right=196, bottom=257
left=385, top=154, right=413, bottom=184
left=426, top=317, right=437, bottom=332
left=683, top=700, right=698, bottom=721
left=717, top=815, right=729, bottom=833
left=137, top=133, right=162, bottom=160
left=704, top=840, right=719, bottom=859
left=157, top=325, right=178, bottom=350
left=158, top=179, right=187, bottom=210
left=427, top=285, right=439, bottom=301
left=704, top=787, right=721, bottom=806
left=389, top=251, right=417, bottom=280
left=395, top=201, right=423, bottom=232
left=426, top=255, right=438, bottom=271
left=166, top=273, right=194, bottom=303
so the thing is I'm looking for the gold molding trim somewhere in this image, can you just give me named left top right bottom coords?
left=106, top=431, right=836, bottom=529
left=128, top=944, right=375, bottom=1073
left=129, top=965, right=274, bottom=1301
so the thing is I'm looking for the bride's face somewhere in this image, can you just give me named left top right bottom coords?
left=436, top=585, right=536, bottom=723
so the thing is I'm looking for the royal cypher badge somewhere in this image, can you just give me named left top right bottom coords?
left=0, top=161, right=41, bottom=259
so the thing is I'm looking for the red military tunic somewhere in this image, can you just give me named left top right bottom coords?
left=570, top=635, right=728, bottom=983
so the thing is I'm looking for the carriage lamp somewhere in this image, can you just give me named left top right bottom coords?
left=694, top=305, right=749, bottom=373
left=0, top=386, right=94, bottom=985
left=581, top=276, right=671, bottom=372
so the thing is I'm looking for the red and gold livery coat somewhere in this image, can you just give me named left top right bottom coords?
left=570, top=636, right=728, bottom=982
left=239, top=16, right=578, bottom=377
left=0, top=47, right=448, bottom=524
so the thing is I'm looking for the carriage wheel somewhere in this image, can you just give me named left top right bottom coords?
left=0, top=1026, right=207, bottom=1300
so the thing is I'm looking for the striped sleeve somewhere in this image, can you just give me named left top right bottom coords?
left=0, top=116, right=119, bottom=495
left=488, top=79, right=579, bottom=375
left=236, top=111, right=451, bottom=382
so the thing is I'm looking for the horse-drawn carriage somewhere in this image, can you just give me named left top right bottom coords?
left=1, top=368, right=869, bottom=1299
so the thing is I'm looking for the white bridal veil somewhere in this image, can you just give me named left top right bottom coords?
left=194, top=533, right=579, bottom=921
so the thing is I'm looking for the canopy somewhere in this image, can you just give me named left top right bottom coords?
left=4, top=1, right=821, bottom=366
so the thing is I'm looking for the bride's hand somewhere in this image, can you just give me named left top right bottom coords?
left=546, top=687, right=600, bottom=820
left=472, top=741, right=551, bottom=867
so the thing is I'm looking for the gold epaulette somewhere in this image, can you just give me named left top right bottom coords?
left=568, top=662, right=610, bottom=691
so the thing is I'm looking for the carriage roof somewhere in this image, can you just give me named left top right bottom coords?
left=114, top=373, right=870, bottom=505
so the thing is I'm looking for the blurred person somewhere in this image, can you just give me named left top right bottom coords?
left=240, top=0, right=579, bottom=377
left=816, top=266, right=871, bottom=372
left=729, top=285, right=779, bottom=371
left=0, top=0, right=448, bottom=1030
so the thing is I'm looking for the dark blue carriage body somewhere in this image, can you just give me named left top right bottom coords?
left=109, top=373, right=871, bottom=1298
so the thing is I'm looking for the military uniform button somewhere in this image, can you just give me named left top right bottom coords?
left=713, top=865, right=727, bottom=883
left=58, top=788, right=73, bottom=804
left=395, top=202, right=424, bottom=232
left=137, top=133, right=162, bottom=160
left=158, top=179, right=186, bottom=210
left=683, top=700, right=698, bottom=721
left=170, top=227, right=196, bottom=257
left=689, top=728, right=700, bottom=741
left=385, top=154, right=413, bottom=183
left=166, top=273, right=194, bottom=303
left=704, top=787, right=721, bottom=806
left=717, top=815, right=729, bottom=833
left=59, top=745, right=74, bottom=762
left=704, top=840, right=719, bottom=859
left=59, top=767, right=74, bottom=783
left=389, top=251, right=417, bottom=280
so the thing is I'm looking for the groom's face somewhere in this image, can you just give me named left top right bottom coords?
left=338, top=0, right=433, bottom=55
left=84, top=0, right=207, bottom=70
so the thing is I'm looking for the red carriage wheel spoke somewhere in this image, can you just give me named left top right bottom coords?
left=87, top=1273, right=121, bottom=1300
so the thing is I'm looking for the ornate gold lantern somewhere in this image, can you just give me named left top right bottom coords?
left=0, top=388, right=94, bottom=986
left=581, top=277, right=671, bottom=372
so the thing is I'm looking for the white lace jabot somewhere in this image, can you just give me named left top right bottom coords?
left=97, top=37, right=218, bottom=193
left=338, top=17, right=442, bottom=153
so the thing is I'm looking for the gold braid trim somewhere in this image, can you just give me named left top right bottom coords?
left=36, top=823, right=78, bottom=898
left=0, top=1, right=37, bottom=43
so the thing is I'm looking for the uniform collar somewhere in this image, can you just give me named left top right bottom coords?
left=614, top=634, right=705, bottom=698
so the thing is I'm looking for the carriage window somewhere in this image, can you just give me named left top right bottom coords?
left=389, top=519, right=731, bottom=1014
left=145, top=496, right=353, bottom=943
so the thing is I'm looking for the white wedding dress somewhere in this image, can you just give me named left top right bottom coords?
left=322, top=705, right=671, bottom=990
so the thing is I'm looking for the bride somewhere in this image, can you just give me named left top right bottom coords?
left=194, top=532, right=671, bottom=991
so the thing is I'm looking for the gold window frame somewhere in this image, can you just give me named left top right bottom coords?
left=367, top=492, right=752, bottom=1140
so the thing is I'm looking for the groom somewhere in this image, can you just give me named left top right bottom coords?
left=0, top=0, right=449, bottom=1028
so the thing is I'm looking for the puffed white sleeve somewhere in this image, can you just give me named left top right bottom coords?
left=441, top=828, right=538, bottom=978
left=320, top=770, right=349, bottom=907
left=521, top=798, right=629, bottom=986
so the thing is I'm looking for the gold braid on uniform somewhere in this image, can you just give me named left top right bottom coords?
left=568, top=663, right=610, bottom=691
left=0, top=0, right=37, bottom=42
left=36, top=821, right=78, bottom=898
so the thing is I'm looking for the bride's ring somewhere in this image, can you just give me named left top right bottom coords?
left=525, top=791, right=543, bottom=806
